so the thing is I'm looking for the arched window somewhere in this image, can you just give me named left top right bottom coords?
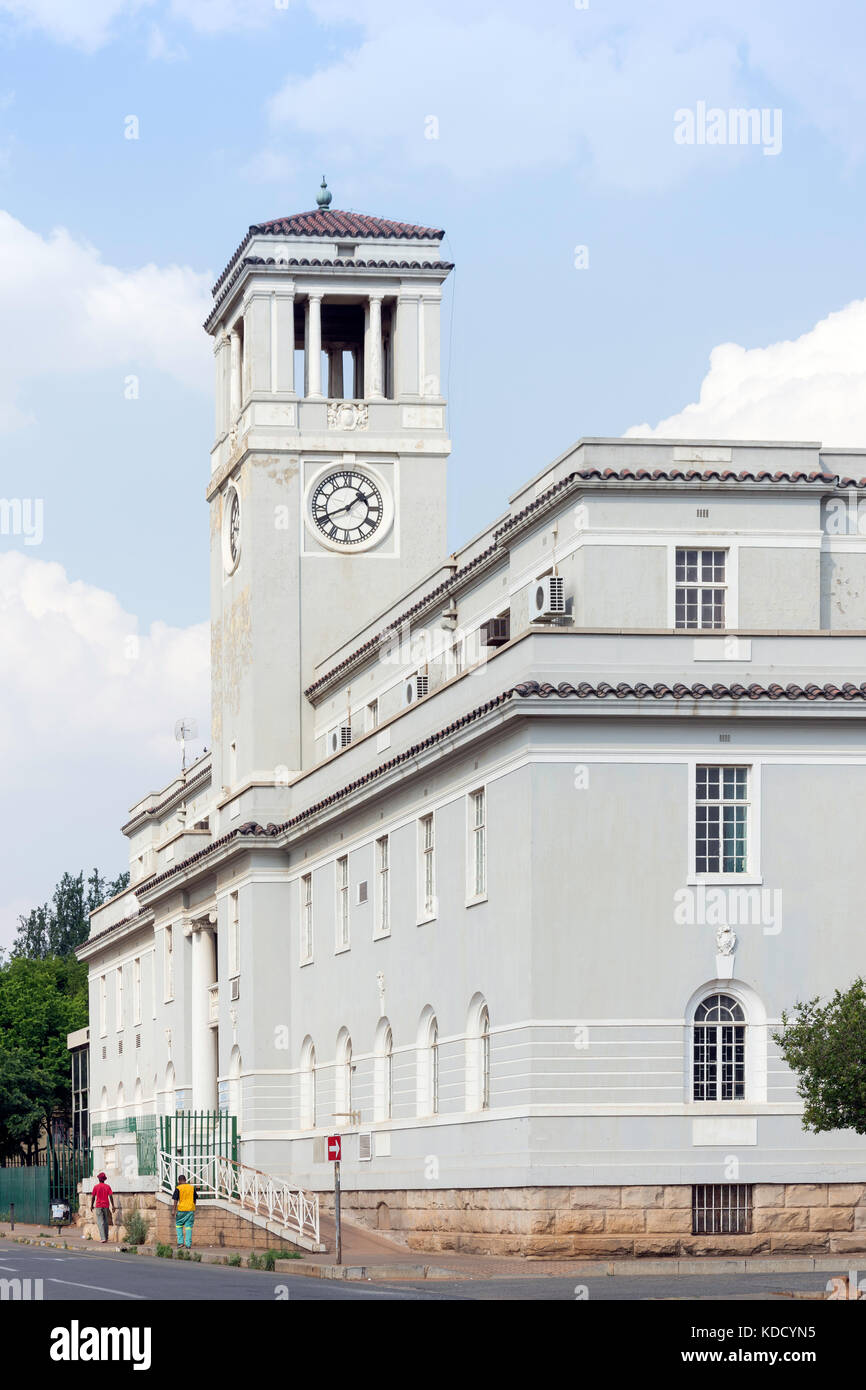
left=416, top=1008, right=439, bottom=1117
left=374, top=1019, right=393, bottom=1122
left=228, top=1046, right=243, bottom=1129
left=115, top=1082, right=125, bottom=1120
left=163, top=1063, right=176, bottom=1115
left=300, top=1038, right=316, bottom=1129
left=335, top=1030, right=352, bottom=1121
left=693, top=993, right=745, bottom=1101
left=133, top=1078, right=143, bottom=1115
left=465, top=994, right=491, bottom=1111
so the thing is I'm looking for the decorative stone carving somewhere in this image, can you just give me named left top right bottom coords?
left=328, top=401, right=368, bottom=432
left=164, top=1027, right=172, bottom=1056
left=715, top=924, right=737, bottom=979
left=376, top=971, right=385, bottom=1018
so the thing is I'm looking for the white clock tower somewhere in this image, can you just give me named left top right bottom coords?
left=204, top=184, right=453, bottom=824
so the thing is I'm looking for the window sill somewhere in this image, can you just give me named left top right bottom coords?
left=687, top=874, right=762, bottom=886
left=334, top=944, right=351, bottom=956
left=465, top=893, right=488, bottom=909
left=416, top=914, right=437, bottom=928
left=299, top=957, right=314, bottom=968
left=373, top=929, right=391, bottom=942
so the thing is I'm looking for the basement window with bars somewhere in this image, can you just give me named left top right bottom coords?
left=692, top=1184, right=753, bottom=1235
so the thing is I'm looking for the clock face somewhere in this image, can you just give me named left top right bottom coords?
left=311, top=470, right=384, bottom=547
left=222, top=485, right=241, bottom=573
left=229, top=491, right=240, bottom=565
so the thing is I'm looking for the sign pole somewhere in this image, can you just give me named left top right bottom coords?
left=335, top=1158, right=342, bottom=1266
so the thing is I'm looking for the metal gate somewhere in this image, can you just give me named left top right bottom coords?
left=159, top=1111, right=237, bottom=1197
left=0, top=1165, right=49, bottom=1224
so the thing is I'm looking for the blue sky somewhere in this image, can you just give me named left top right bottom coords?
left=1, top=0, right=866, bottom=944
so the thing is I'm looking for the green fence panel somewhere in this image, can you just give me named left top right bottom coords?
left=0, top=1165, right=50, bottom=1224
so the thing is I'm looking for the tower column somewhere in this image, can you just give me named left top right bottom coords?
left=229, top=328, right=242, bottom=422
left=367, top=293, right=384, bottom=399
left=189, top=921, right=218, bottom=1112
left=306, top=293, right=323, bottom=399
left=328, top=348, right=344, bottom=400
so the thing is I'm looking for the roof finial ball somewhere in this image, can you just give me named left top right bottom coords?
left=316, top=176, right=332, bottom=210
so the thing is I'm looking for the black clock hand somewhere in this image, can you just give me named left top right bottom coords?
left=330, top=492, right=367, bottom=520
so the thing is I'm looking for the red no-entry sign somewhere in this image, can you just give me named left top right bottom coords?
left=327, top=1135, right=342, bottom=1162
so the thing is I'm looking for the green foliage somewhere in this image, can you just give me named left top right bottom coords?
left=12, top=868, right=129, bottom=960
left=156, top=1243, right=174, bottom=1258
left=225, top=1252, right=242, bottom=1266
left=247, top=1251, right=263, bottom=1268
left=773, top=978, right=866, bottom=1135
left=122, top=1208, right=150, bottom=1246
left=0, top=865, right=127, bottom=1158
left=0, top=955, right=88, bottom=1159
left=191, top=1252, right=201, bottom=1262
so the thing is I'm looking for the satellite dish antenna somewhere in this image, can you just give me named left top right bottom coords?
left=174, top=718, right=198, bottom=771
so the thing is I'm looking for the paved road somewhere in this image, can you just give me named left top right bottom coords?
left=0, top=1244, right=842, bottom=1300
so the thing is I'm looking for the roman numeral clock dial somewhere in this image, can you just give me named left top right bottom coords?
left=309, top=469, right=391, bottom=552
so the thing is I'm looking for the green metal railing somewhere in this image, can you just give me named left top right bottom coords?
left=159, top=1111, right=237, bottom=1194
left=135, top=1116, right=158, bottom=1176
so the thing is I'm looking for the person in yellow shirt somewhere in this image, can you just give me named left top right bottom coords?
left=171, top=1173, right=198, bottom=1249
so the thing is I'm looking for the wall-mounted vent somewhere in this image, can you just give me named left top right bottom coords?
left=404, top=673, right=429, bottom=706
left=482, top=614, right=510, bottom=648
left=230, top=978, right=240, bottom=1002
left=101, top=1046, right=107, bottom=1061
left=117, top=1040, right=123, bottom=1055
left=358, top=1131, right=373, bottom=1161
left=135, top=1033, right=141, bottom=1049
left=531, top=575, right=566, bottom=621
left=719, top=733, right=731, bottom=743
left=696, top=508, right=709, bottom=518
left=329, top=725, right=352, bottom=755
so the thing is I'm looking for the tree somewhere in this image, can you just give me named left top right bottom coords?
left=12, top=866, right=130, bottom=959
left=773, top=979, right=866, bottom=1135
left=0, top=954, right=88, bottom=1158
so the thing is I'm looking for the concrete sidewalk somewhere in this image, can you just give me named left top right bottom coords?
left=1, top=1220, right=860, bottom=1283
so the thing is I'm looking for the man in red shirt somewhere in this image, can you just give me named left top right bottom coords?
left=90, top=1172, right=115, bottom=1243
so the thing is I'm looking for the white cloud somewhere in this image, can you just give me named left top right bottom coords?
left=0, top=553, right=209, bottom=947
left=625, top=298, right=866, bottom=447
left=0, top=211, right=212, bottom=433
left=0, top=0, right=152, bottom=49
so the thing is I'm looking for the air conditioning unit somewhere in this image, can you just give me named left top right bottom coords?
left=230, top=977, right=240, bottom=1002
left=328, top=725, right=352, bottom=754
left=404, top=673, right=429, bottom=706
left=531, top=574, right=566, bottom=621
left=358, top=1132, right=373, bottom=1161
left=482, top=614, right=510, bottom=648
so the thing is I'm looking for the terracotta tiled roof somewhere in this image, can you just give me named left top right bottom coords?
left=306, top=462, right=863, bottom=701
left=494, top=465, right=866, bottom=542
left=211, top=210, right=446, bottom=302
left=252, top=210, right=445, bottom=241
left=82, top=674, right=866, bottom=951
left=206, top=255, right=453, bottom=326
left=304, top=543, right=499, bottom=700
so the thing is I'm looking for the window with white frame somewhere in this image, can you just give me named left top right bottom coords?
left=465, top=996, right=491, bottom=1112
left=675, top=548, right=726, bottom=629
left=133, top=957, right=141, bottom=1025
left=366, top=699, right=379, bottom=731
left=164, top=924, right=174, bottom=1001
left=336, top=855, right=349, bottom=949
left=374, top=1021, right=393, bottom=1121
left=115, top=966, right=124, bottom=1030
left=229, top=890, right=240, bottom=977
left=693, top=993, right=746, bottom=1100
left=299, top=1038, right=316, bottom=1129
left=300, top=873, right=313, bottom=962
left=375, top=835, right=390, bottom=937
left=99, top=975, right=107, bottom=1037
left=696, top=766, right=748, bottom=874
left=452, top=638, right=464, bottom=676
left=419, top=813, right=435, bottom=919
left=469, top=788, right=487, bottom=898
left=336, top=1031, right=352, bottom=1120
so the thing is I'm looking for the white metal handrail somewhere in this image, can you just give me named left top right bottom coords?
left=159, top=1150, right=319, bottom=1245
